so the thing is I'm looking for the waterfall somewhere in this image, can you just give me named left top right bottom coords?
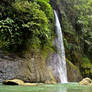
left=54, top=10, right=68, bottom=83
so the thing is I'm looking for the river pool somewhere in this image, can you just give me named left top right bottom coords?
left=0, top=83, right=92, bottom=92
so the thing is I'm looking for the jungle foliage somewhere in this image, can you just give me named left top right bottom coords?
left=57, top=0, right=92, bottom=63
left=0, top=0, right=92, bottom=65
left=0, top=0, right=54, bottom=53
left=56, top=0, right=92, bottom=78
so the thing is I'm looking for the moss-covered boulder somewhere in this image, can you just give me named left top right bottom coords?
left=66, top=59, right=82, bottom=82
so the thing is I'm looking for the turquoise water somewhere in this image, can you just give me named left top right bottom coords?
left=0, top=83, right=92, bottom=92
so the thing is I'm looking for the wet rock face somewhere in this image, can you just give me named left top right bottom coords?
left=0, top=61, right=18, bottom=82
left=0, top=51, right=52, bottom=83
left=47, top=53, right=82, bottom=82
left=47, top=53, right=62, bottom=83
left=66, top=59, right=82, bottom=82
left=0, top=54, right=22, bottom=83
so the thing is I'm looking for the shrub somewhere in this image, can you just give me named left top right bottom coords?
left=35, top=0, right=54, bottom=21
left=0, top=0, right=55, bottom=52
left=0, top=17, right=21, bottom=51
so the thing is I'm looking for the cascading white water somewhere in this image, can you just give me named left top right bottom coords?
left=54, top=10, right=68, bottom=83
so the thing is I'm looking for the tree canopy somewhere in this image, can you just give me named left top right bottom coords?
left=0, top=0, right=54, bottom=52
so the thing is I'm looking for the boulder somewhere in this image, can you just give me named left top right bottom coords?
left=23, top=83, right=38, bottom=86
left=3, top=79, right=24, bottom=85
left=3, top=79, right=38, bottom=86
left=79, top=77, right=92, bottom=85
left=45, top=80, right=56, bottom=84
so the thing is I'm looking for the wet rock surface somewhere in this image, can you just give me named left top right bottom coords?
left=66, top=59, right=82, bottom=82
left=0, top=51, right=52, bottom=83
left=0, top=53, right=22, bottom=83
left=47, top=53, right=82, bottom=82
left=47, top=53, right=63, bottom=83
left=0, top=50, right=82, bottom=83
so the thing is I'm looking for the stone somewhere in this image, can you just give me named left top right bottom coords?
left=23, top=83, right=38, bottom=86
left=45, top=80, right=56, bottom=84
left=66, top=59, right=82, bottom=82
left=3, top=79, right=39, bottom=86
left=3, top=79, right=24, bottom=85
left=79, top=77, right=92, bottom=85
left=0, top=53, right=52, bottom=83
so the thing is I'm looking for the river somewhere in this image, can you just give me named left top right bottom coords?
left=0, top=83, right=92, bottom=92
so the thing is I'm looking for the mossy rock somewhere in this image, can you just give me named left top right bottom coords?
left=66, top=59, right=82, bottom=82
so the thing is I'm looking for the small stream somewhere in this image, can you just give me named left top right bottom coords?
left=0, top=83, right=92, bottom=92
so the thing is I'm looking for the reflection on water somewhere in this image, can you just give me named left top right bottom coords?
left=0, top=83, right=92, bottom=92
left=68, top=88, right=92, bottom=92
left=44, top=88, right=67, bottom=92
left=40, top=87, right=92, bottom=92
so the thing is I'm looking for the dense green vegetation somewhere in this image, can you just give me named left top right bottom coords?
left=0, top=0, right=54, bottom=53
left=56, top=0, right=92, bottom=78
left=75, top=0, right=92, bottom=59
left=0, top=0, right=92, bottom=79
